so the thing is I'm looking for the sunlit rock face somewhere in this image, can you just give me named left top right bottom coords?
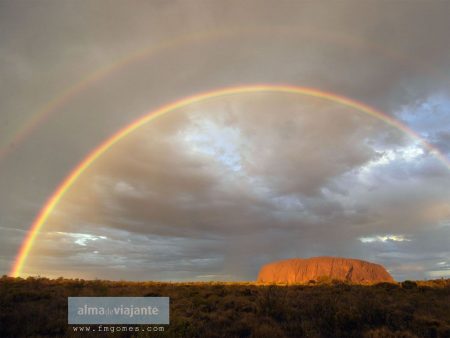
left=257, top=257, right=395, bottom=284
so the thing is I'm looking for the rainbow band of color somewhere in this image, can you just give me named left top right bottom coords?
left=10, top=84, right=450, bottom=277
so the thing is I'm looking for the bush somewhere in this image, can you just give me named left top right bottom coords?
left=401, top=281, right=418, bottom=289
left=0, top=277, right=449, bottom=337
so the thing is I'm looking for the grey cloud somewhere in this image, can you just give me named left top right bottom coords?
left=24, top=93, right=450, bottom=281
left=1, top=1, right=449, bottom=280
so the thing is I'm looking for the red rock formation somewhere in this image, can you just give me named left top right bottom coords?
left=257, top=257, right=394, bottom=284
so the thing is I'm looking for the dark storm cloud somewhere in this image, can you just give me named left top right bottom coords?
left=0, top=1, right=449, bottom=279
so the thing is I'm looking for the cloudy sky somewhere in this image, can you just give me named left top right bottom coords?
left=0, top=1, right=449, bottom=281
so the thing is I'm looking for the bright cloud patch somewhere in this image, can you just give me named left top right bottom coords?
left=181, top=119, right=243, bottom=172
left=359, top=234, right=411, bottom=243
left=360, top=142, right=424, bottom=172
left=56, top=232, right=107, bottom=246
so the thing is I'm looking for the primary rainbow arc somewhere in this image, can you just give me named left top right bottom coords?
left=10, top=84, right=450, bottom=277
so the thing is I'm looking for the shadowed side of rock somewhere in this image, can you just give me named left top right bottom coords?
left=257, top=256, right=395, bottom=284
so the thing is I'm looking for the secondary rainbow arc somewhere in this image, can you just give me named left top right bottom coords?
left=0, top=26, right=440, bottom=164
left=10, top=84, right=450, bottom=277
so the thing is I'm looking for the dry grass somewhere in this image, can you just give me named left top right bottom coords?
left=1, top=275, right=449, bottom=337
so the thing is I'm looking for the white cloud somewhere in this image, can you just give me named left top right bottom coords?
left=56, top=232, right=107, bottom=246
left=359, top=142, right=424, bottom=175
left=181, top=119, right=243, bottom=172
left=359, top=234, right=411, bottom=243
